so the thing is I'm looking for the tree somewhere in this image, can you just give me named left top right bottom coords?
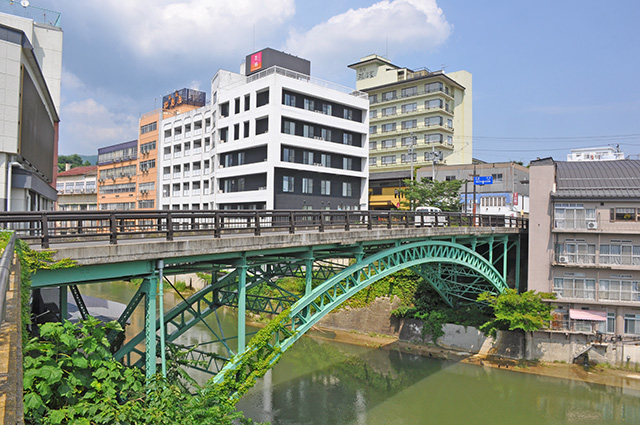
left=58, top=154, right=90, bottom=173
left=477, top=289, right=556, bottom=337
left=399, top=177, right=463, bottom=211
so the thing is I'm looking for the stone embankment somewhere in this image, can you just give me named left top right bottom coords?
left=317, top=297, right=640, bottom=371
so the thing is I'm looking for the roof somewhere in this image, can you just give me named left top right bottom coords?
left=553, top=160, right=640, bottom=199
left=57, top=165, right=97, bottom=177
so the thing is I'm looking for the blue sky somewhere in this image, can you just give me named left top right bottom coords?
left=35, top=0, right=640, bottom=163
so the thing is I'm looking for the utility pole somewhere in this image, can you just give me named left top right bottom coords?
left=409, top=132, right=415, bottom=210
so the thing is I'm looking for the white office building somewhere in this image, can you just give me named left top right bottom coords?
left=159, top=48, right=369, bottom=211
left=0, top=5, right=62, bottom=211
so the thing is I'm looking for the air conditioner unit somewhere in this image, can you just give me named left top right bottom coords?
left=141, top=189, right=148, bottom=194
left=587, top=221, right=598, bottom=230
left=558, top=256, right=569, bottom=264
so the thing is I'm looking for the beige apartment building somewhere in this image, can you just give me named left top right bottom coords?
left=348, top=55, right=472, bottom=209
left=529, top=158, right=640, bottom=336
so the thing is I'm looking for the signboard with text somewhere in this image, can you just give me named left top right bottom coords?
left=474, top=176, right=493, bottom=185
left=250, top=51, right=263, bottom=72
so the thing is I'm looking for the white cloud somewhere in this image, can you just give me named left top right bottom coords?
left=98, top=0, right=295, bottom=58
left=61, top=68, right=85, bottom=91
left=61, top=99, right=138, bottom=154
left=284, top=0, right=451, bottom=80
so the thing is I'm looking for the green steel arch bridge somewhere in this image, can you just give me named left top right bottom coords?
left=3, top=209, right=527, bottom=387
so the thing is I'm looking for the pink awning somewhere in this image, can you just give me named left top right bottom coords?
left=569, top=309, right=607, bottom=321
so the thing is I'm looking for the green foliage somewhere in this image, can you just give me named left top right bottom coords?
left=338, top=269, right=420, bottom=310
left=391, top=278, right=491, bottom=342
left=14, top=238, right=76, bottom=346
left=24, top=317, right=264, bottom=425
left=399, top=177, right=463, bottom=211
left=477, top=289, right=556, bottom=337
left=58, top=154, right=91, bottom=173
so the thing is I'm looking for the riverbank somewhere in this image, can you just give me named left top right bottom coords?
left=309, top=324, right=640, bottom=393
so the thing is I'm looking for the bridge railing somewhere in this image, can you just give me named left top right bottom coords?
left=0, top=210, right=527, bottom=248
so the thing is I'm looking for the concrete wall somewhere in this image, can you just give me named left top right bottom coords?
left=527, top=161, right=555, bottom=293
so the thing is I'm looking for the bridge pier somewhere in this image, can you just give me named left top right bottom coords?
left=143, top=275, right=158, bottom=380
left=237, top=259, right=248, bottom=353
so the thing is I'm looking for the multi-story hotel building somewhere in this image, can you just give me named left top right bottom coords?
left=159, top=48, right=369, bottom=211
left=0, top=5, right=62, bottom=211
left=55, top=165, right=97, bottom=211
left=348, top=55, right=471, bottom=209
left=529, top=158, right=640, bottom=336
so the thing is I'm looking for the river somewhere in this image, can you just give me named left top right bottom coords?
left=80, top=281, right=640, bottom=425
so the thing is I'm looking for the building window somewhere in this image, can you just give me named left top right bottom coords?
left=425, top=82, right=443, bottom=93
left=303, top=151, right=314, bottom=165
left=369, top=141, right=377, bottom=150
left=323, top=104, right=332, bottom=115
left=343, top=108, right=353, bottom=120
left=401, top=120, right=417, bottom=130
left=343, top=157, right=353, bottom=170
left=382, top=90, right=396, bottom=101
left=447, top=119, right=453, bottom=129
left=554, top=203, right=596, bottom=229
left=381, top=155, right=396, bottom=165
left=283, top=176, right=294, bottom=193
left=553, top=277, right=596, bottom=300
left=556, top=240, right=596, bottom=264
left=600, top=278, right=640, bottom=302
left=321, top=128, right=332, bottom=141
left=425, top=116, right=443, bottom=127
left=369, top=125, right=377, bottom=135
left=343, top=133, right=353, bottom=145
left=321, top=154, right=331, bottom=167
left=369, top=110, right=377, bottom=119
left=445, top=176, right=456, bottom=181
left=625, top=314, right=640, bottom=335
left=140, top=122, right=157, bottom=135
left=283, top=120, right=296, bottom=135
left=401, top=86, right=417, bottom=98
left=402, top=103, right=417, bottom=113
left=425, top=134, right=443, bottom=144
left=382, top=123, right=396, bottom=133
left=342, top=182, right=352, bottom=197
left=600, top=241, right=640, bottom=266
left=382, top=106, right=396, bottom=117
left=368, top=94, right=378, bottom=104
left=369, top=157, right=377, bottom=166
left=321, top=180, right=331, bottom=195
left=303, top=124, right=315, bottom=138
left=304, top=98, right=315, bottom=111
left=283, top=147, right=295, bottom=162
left=302, top=178, right=313, bottom=194
left=611, top=207, right=638, bottom=221
left=401, top=136, right=416, bottom=146
left=138, top=200, right=155, bottom=209
left=284, top=93, right=296, bottom=107
left=401, top=153, right=417, bottom=163
left=425, top=99, right=442, bottom=110
left=381, top=139, right=396, bottom=149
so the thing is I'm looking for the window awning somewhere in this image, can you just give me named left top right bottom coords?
left=569, top=309, right=607, bottom=321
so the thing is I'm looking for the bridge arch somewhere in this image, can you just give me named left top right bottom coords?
left=213, top=240, right=508, bottom=385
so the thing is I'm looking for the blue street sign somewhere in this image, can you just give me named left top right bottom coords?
left=474, top=176, right=493, bottom=185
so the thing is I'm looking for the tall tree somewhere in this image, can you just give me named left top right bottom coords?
left=399, top=178, right=463, bottom=211
left=58, top=154, right=90, bottom=173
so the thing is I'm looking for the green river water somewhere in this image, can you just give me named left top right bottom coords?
left=80, top=281, right=640, bottom=425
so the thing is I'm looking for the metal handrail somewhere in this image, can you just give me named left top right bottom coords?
left=0, top=210, right=527, bottom=249
left=0, top=232, right=16, bottom=324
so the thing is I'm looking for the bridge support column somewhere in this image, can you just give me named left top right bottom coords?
left=237, top=261, right=248, bottom=353
left=59, top=286, right=67, bottom=322
left=503, top=237, right=508, bottom=284
left=305, top=258, right=313, bottom=295
left=515, top=236, right=522, bottom=292
left=143, top=275, right=158, bottom=380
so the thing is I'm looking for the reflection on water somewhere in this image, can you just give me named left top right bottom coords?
left=80, top=282, right=640, bottom=425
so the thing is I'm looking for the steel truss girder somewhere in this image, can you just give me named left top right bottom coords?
left=212, top=239, right=509, bottom=388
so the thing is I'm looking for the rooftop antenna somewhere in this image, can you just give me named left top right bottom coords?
left=252, top=25, right=255, bottom=52
left=441, top=63, right=447, bottom=72
left=385, top=37, right=388, bottom=57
